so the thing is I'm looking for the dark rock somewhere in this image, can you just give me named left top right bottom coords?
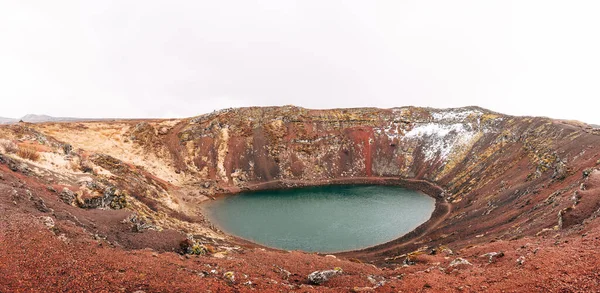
left=583, top=168, right=595, bottom=178
left=63, top=144, right=73, bottom=155
left=60, top=188, right=76, bottom=205
left=552, top=160, right=567, bottom=180
left=123, top=214, right=158, bottom=233
left=34, top=197, right=52, bottom=213
left=77, top=185, right=126, bottom=209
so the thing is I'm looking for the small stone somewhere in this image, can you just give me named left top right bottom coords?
left=158, top=127, right=169, bottom=135
left=352, top=287, right=375, bottom=292
left=63, top=144, right=73, bottom=155
left=34, top=197, right=52, bottom=213
left=57, top=234, right=69, bottom=243
left=308, top=267, right=343, bottom=285
left=223, top=271, right=235, bottom=284
left=449, top=258, right=472, bottom=267
left=212, top=252, right=227, bottom=259
left=481, top=251, right=504, bottom=263
left=40, top=216, right=55, bottom=229
left=516, top=256, right=525, bottom=266
left=273, top=265, right=291, bottom=280
left=60, top=188, right=76, bottom=205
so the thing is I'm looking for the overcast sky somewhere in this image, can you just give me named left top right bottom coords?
left=1, top=1, right=599, bottom=123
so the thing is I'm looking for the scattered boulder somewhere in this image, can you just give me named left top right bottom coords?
left=123, top=214, right=158, bottom=233
left=60, top=188, right=76, bottom=205
left=39, top=216, right=55, bottom=229
left=367, top=275, right=386, bottom=288
left=583, top=168, right=595, bottom=178
left=403, top=257, right=415, bottom=266
left=552, top=159, right=567, bottom=180
left=77, top=184, right=127, bottom=209
left=62, top=144, right=73, bottom=155
left=352, top=287, right=375, bottom=292
left=158, top=127, right=169, bottom=135
left=273, top=265, right=291, bottom=280
left=223, top=271, right=235, bottom=284
left=308, top=267, right=343, bottom=285
left=449, top=258, right=472, bottom=268
left=481, top=251, right=505, bottom=263
left=439, top=245, right=454, bottom=255
left=179, top=237, right=211, bottom=255
left=34, top=197, right=52, bottom=213
left=516, top=256, right=526, bottom=266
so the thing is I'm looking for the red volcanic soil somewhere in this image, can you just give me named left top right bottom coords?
left=2, top=164, right=600, bottom=292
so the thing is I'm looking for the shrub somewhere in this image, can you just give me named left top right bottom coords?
left=17, top=147, right=40, bottom=161
left=0, top=139, right=18, bottom=154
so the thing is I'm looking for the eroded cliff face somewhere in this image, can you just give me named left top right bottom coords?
left=1, top=106, right=600, bottom=257
left=176, top=106, right=497, bottom=183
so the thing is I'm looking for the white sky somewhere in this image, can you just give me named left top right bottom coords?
left=1, top=1, right=599, bottom=123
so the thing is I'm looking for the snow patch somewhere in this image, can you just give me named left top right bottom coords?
left=404, top=123, right=467, bottom=139
left=403, top=122, right=476, bottom=161
left=431, top=109, right=482, bottom=121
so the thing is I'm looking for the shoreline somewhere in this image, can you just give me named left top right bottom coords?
left=200, top=176, right=451, bottom=263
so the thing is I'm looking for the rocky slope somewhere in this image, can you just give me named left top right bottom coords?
left=1, top=106, right=600, bottom=292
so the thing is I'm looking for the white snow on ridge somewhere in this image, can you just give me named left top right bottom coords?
left=403, top=122, right=477, bottom=161
left=403, top=123, right=467, bottom=138
left=431, top=109, right=482, bottom=121
left=375, top=108, right=502, bottom=162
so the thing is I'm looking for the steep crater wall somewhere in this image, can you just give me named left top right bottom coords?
left=4, top=106, right=600, bottom=262
left=168, top=106, right=600, bottom=259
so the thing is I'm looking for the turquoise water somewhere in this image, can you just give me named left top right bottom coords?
left=203, top=185, right=435, bottom=253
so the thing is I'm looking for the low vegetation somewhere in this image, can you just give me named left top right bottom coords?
left=0, top=139, right=18, bottom=154
left=16, top=146, right=40, bottom=161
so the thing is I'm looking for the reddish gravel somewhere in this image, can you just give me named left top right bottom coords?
left=2, top=165, right=600, bottom=292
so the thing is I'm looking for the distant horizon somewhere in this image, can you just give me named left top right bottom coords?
left=1, top=105, right=599, bottom=126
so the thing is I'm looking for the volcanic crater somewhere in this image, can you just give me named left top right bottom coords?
left=1, top=106, right=600, bottom=292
